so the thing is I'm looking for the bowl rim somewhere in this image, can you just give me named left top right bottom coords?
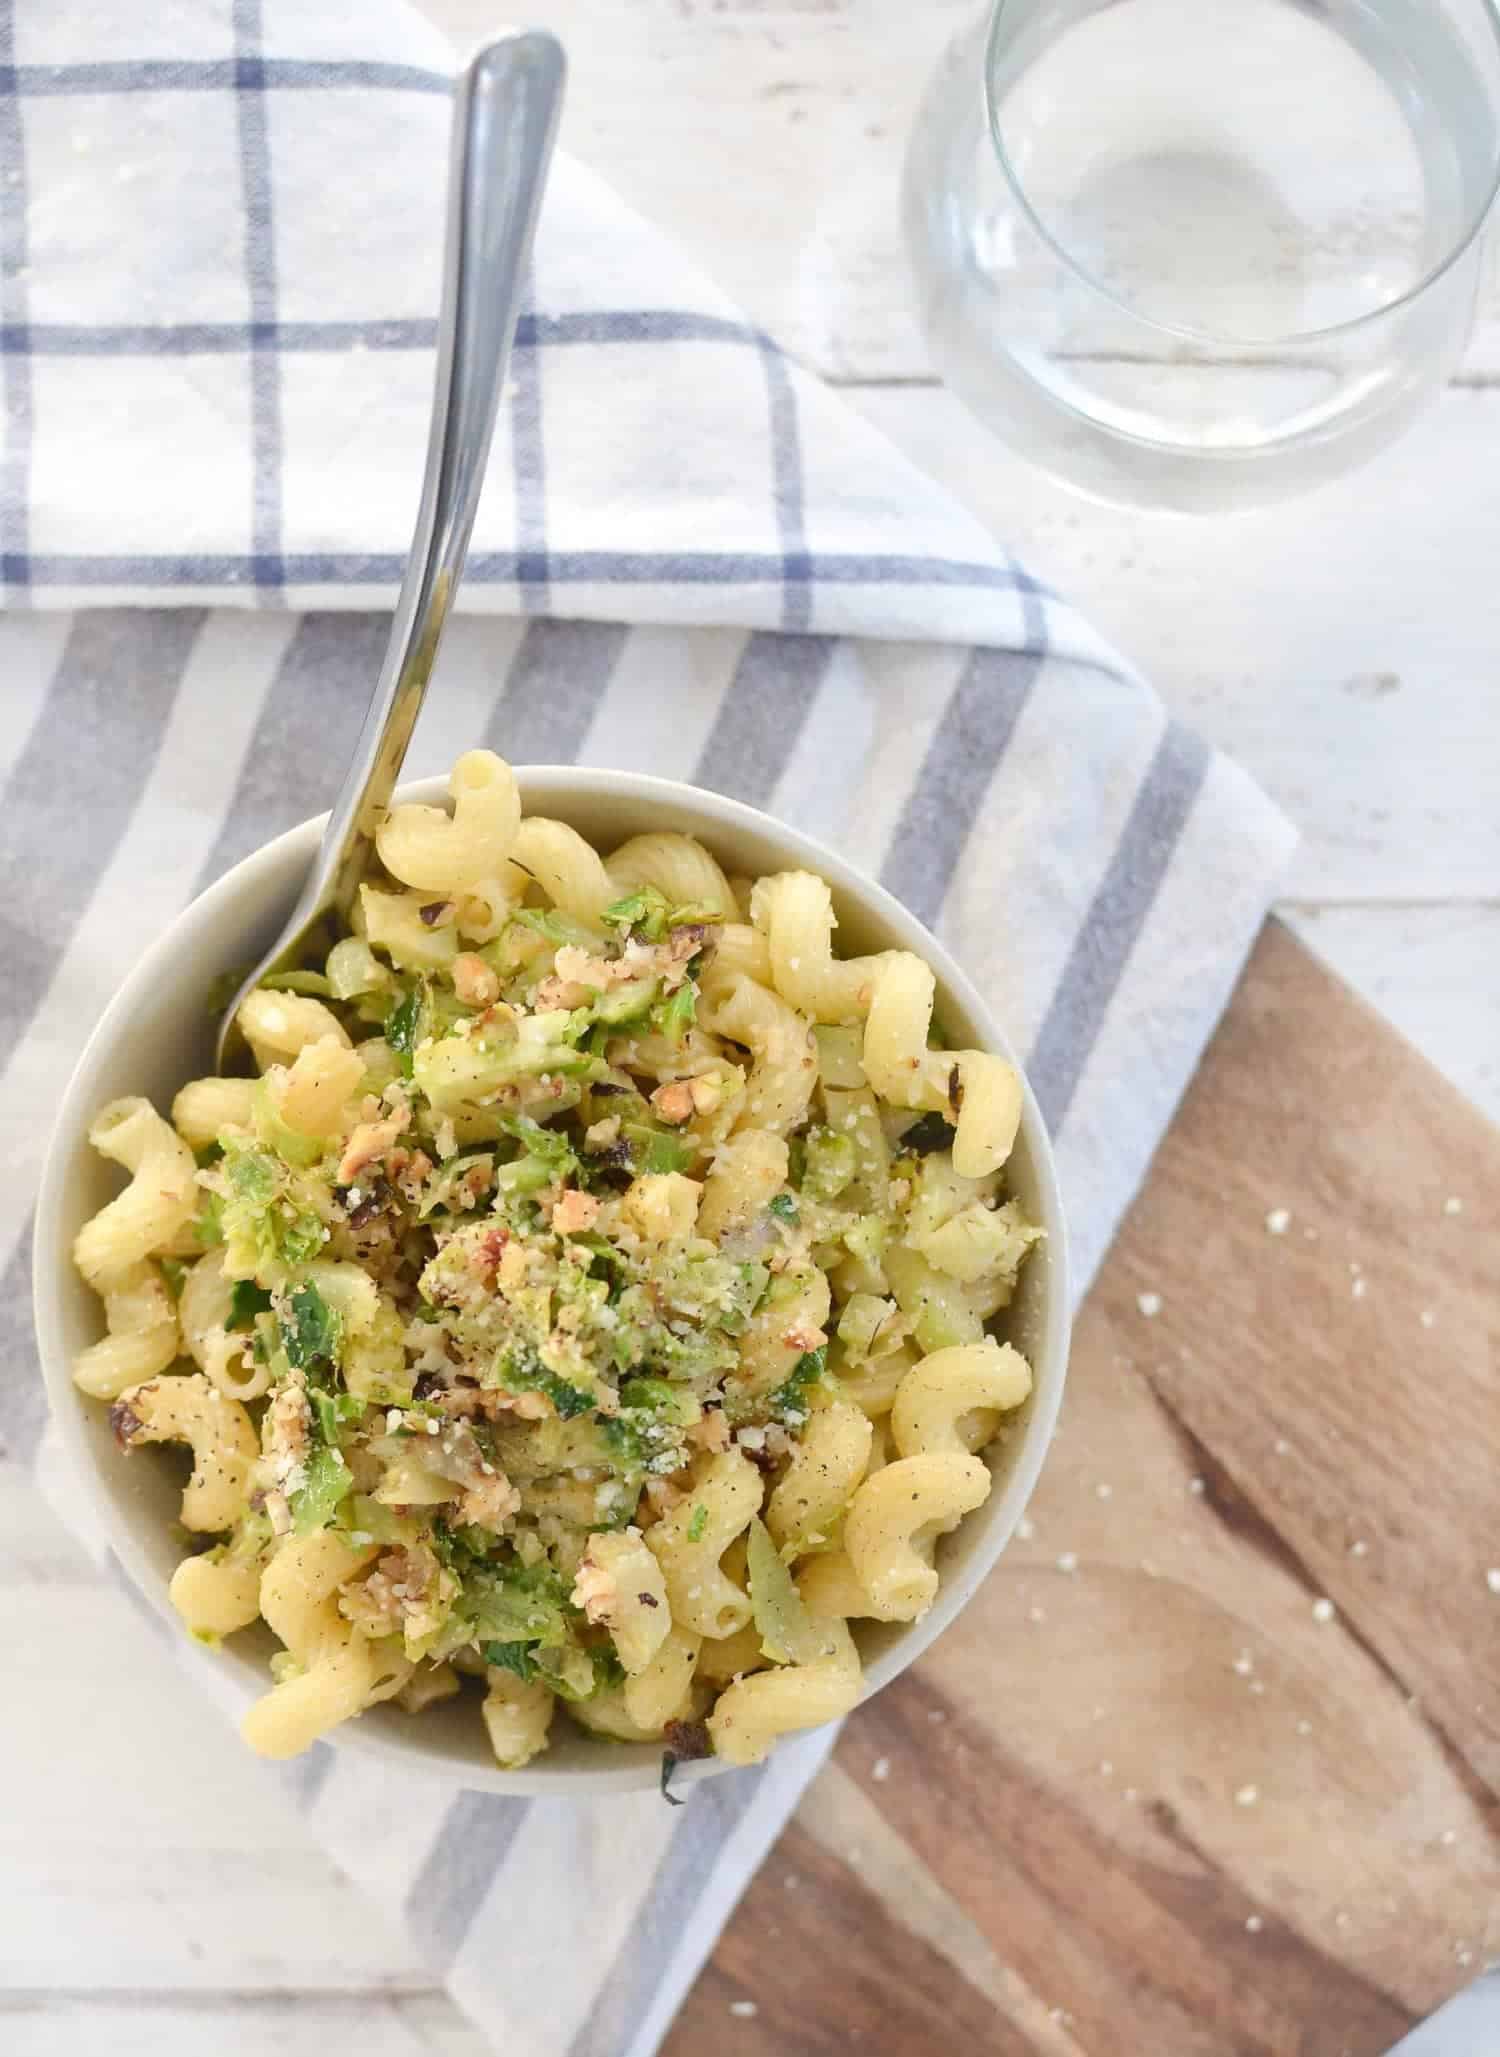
left=33, top=764, right=1070, bottom=1796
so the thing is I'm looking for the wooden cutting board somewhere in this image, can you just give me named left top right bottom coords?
left=665, top=920, right=1500, bottom=2057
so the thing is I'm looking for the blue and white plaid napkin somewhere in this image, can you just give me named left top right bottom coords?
left=0, top=0, right=1296, bottom=2049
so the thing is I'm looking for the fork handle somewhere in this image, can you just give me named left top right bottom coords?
left=316, top=29, right=565, bottom=919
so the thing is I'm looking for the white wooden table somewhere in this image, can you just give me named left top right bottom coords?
left=5, top=5, right=1495, bottom=2050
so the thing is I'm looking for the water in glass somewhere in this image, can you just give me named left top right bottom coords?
left=904, top=0, right=1500, bottom=508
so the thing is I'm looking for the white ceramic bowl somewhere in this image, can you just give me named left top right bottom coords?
left=33, top=768, right=1070, bottom=1795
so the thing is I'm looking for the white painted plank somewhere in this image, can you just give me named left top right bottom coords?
left=0, top=1993, right=488, bottom=2057
left=417, top=0, right=1500, bottom=384
left=847, top=380, right=1500, bottom=906
left=0, top=1463, right=431, bottom=1994
left=418, top=0, right=959, bottom=382
left=1285, top=904, right=1500, bottom=1131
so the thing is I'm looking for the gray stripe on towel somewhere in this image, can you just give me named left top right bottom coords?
left=510, top=271, right=549, bottom=613
left=231, top=0, right=284, bottom=591
left=404, top=1792, right=532, bottom=1972
left=0, top=0, right=33, bottom=592
left=879, top=641, right=1048, bottom=930
left=0, top=1223, right=45, bottom=1464
left=7, top=547, right=1038, bottom=594
left=693, top=632, right=837, bottom=807
left=0, top=610, right=204, bottom=1053
left=568, top=1764, right=770, bottom=2057
left=280, top=1741, right=336, bottom=1814
left=1, top=58, right=451, bottom=95
left=483, top=618, right=629, bottom=764
left=759, top=342, right=811, bottom=634
left=195, top=613, right=391, bottom=888
left=1027, top=720, right=1211, bottom=1135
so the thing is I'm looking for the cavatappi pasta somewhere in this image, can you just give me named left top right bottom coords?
left=73, top=751, right=1043, bottom=1771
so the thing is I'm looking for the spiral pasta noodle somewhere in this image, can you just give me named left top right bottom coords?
left=70, top=749, right=1044, bottom=1771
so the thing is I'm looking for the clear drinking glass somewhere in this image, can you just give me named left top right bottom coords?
left=903, top=0, right=1500, bottom=509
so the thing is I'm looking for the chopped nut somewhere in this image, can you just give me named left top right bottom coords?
left=551, top=1188, right=602, bottom=1236
left=688, top=1074, right=723, bottom=1117
left=533, top=974, right=592, bottom=1012
left=687, top=1408, right=730, bottom=1452
left=263, top=1382, right=312, bottom=1489
left=640, top=1474, right=687, bottom=1522
left=496, top=1388, right=550, bottom=1421
left=459, top=1471, right=522, bottom=1534
left=650, top=1080, right=697, bottom=1125
left=338, top=1107, right=409, bottom=1185
left=393, top=1148, right=432, bottom=1203
left=452, top=952, right=500, bottom=1008
left=571, top=1544, right=619, bottom=1624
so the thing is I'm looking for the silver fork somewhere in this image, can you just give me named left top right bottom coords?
left=215, top=27, right=565, bottom=1071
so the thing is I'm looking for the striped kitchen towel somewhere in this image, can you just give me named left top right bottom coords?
left=0, top=0, right=1296, bottom=2050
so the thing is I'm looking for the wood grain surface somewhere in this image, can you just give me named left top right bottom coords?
left=664, top=921, right=1500, bottom=2057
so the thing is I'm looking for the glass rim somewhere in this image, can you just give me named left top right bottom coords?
left=983, top=0, right=1500, bottom=349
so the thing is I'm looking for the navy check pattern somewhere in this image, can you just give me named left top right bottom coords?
left=0, top=7, right=1077, bottom=642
